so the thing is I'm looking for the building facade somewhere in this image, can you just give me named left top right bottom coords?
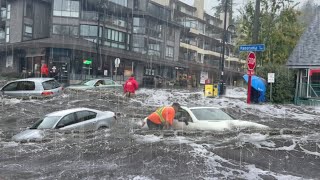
left=0, top=0, right=244, bottom=87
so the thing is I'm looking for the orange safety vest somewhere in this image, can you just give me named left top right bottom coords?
left=147, top=106, right=175, bottom=125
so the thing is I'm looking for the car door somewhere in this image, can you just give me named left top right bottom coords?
left=75, top=111, right=98, bottom=130
left=1, top=81, right=19, bottom=97
left=55, top=113, right=78, bottom=130
left=172, top=108, right=194, bottom=130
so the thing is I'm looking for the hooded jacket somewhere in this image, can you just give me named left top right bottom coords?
left=124, top=77, right=139, bottom=93
left=41, top=64, right=49, bottom=76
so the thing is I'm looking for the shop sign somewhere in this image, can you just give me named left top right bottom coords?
left=200, top=71, right=208, bottom=84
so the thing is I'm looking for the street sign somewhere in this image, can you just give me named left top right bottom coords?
left=115, top=58, right=120, bottom=68
left=83, top=59, right=92, bottom=65
left=247, top=52, right=256, bottom=70
left=239, top=44, right=265, bottom=52
left=268, top=73, right=275, bottom=83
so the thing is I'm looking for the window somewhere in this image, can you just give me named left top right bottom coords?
left=0, top=28, right=5, bottom=40
left=106, top=15, right=127, bottom=28
left=2, top=82, right=18, bottom=91
left=133, top=17, right=145, bottom=34
left=6, top=4, right=10, bottom=19
left=53, top=0, right=79, bottom=17
left=166, top=46, right=174, bottom=58
left=56, top=113, right=76, bottom=128
left=24, top=0, right=33, bottom=18
left=16, top=81, right=36, bottom=91
left=147, top=20, right=162, bottom=39
left=76, top=111, right=97, bottom=122
left=104, top=80, right=115, bottom=85
left=53, top=24, right=78, bottom=36
left=6, top=27, right=9, bottom=42
left=42, top=80, right=61, bottom=90
left=1, top=7, right=6, bottom=19
left=148, top=40, right=161, bottom=57
left=104, top=28, right=128, bottom=50
left=132, top=36, right=147, bottom=54
left=80, top=25, right=101, bottom=37
left=109, top=0, right=127, bottom=7
left=24, top=25, right=33, bottom=37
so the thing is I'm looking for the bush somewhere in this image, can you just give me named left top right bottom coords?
left=256, top=64, right=296, bottom=104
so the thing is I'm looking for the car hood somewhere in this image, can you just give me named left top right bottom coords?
left=173, top=120, right=269, bottom=131
left=12, top=129, right=46, bottom=142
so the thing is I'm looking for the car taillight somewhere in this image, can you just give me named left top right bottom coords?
left=42, top=91, right=53, bottom=96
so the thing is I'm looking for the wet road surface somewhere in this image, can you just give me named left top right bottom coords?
left=0, top=89, right=319, bottom=179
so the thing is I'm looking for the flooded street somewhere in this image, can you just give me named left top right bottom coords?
left=0, top=88, right=320, bottom=179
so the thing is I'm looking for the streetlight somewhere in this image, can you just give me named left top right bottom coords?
left=219, top=0, right=229, bottom=95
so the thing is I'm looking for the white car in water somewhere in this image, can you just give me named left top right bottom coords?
left=142, top=106, right=268, bottom=131
left=12, top=108, right=116, bottom=142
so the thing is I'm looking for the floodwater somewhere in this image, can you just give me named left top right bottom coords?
left=0, top=88, right=319, bottom=179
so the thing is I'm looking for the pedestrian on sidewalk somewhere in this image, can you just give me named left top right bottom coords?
left=123, top=74, right=139, bottom=98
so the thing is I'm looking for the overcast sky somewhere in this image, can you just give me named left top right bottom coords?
left=179, top=0, right=317, bottom=17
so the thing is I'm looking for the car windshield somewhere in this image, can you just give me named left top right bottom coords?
left=80, top=80, right=95, bottom=86
left=30, top=116, right=61, bottom=129
left=190, top=108, right=233, bottom=121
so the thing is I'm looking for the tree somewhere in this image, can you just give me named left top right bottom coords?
left=213, top=0, right=235, bottom=25
left=236, top=0, right=305, bottom=103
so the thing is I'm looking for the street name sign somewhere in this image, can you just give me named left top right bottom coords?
left=239, top=44, right=265, bottom=52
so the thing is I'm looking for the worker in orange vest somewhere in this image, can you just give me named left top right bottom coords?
left=145, top=103, right=181, bottom=130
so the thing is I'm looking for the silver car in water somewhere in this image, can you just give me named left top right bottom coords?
left=12, top=108, right=116, bottom=142
left=66, top=79, right=123, bottom=91
left=0, top=78, right=63, bottom=98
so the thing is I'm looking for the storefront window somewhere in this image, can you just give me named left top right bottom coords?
left=0, top=28, right=5, bottom=40
left=53, top=0, right=79, bottom=18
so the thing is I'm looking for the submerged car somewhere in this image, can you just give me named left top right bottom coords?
left=12, top=108, right=116, bottom=142
left=0, top=78, right=63, bottom=98
left=67, top=79, right=122, bottom=90
left=142, top=106, right=268, bottom=131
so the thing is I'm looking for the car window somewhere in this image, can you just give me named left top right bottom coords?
left=76, top=111, right=97, bottom=122
left=42, top=80, right=61, bottom=90
left=191, top=108, right=234, bottom=121
left=56, top=113, right=77, bottom=128
left=2, top=82, right=18, bottom=91
left=17, top=81, right=35, bottom=91
left=82, top=80, right=95, bottom=86
left=103, top=80, right=115, bottom=85
left=94, top=80, right=105, bottom=86
left=30, top=116, right=61, bottom=129
left=175, top=109, right=192, bottom=122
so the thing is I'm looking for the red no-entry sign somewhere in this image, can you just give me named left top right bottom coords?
left=247, top=52, right=256, bottom=71
left=247, top=52, right=256, bottom=104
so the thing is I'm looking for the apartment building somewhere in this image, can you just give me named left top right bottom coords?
left=0, top=0, right=244, bottom=86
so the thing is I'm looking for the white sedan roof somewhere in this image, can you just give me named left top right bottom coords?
left=46, top=108, right=98, bottom=117
left=15, top=78, right=55, bottom=82
left=183, top=106, right=220, bottom=110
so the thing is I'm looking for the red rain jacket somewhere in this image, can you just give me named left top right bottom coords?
left=124, top=77, right=139, bottom=93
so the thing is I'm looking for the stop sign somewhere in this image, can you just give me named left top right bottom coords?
left=247, top=52, right=256, bottom=70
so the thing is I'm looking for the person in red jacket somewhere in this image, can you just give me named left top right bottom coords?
left=41, top=64, right=49, bottom=77
left=124, top=74, right=139, bottom=98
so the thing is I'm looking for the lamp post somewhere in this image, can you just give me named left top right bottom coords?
left=219, top=0, right=235, bottom=95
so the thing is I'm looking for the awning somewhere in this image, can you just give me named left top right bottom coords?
left=309, top=69, right=320, bottom=76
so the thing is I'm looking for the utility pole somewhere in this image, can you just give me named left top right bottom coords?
left=95, top=0, right=103, bottom=77
left=220, top=0, right=228, bottom=95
